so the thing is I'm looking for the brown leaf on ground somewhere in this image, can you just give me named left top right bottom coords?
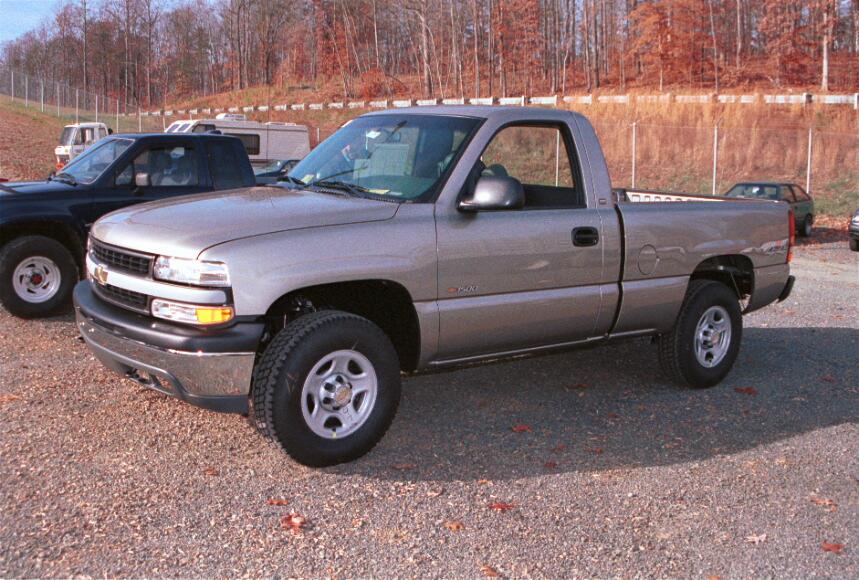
left=820, top=375, right=837, bottom=383
left=544, top=461, right=558, bottom=469
left=551, top=443, right=567, bottom=453
left=511, top=424, right=532, bottom=433
left=443, top=520, right=464, bottom=532
left=202, top=467, right=219, bottom=476
left=477, top=479, right=492, bottom=485
left=810, top=496, right=837, bottom=511
left=391, top=463, right=416, bottom=471
left=822, top=542, right=844, bottom=554
left=745, top=533, right=767, bottom=545
left=587, top=447, right=604, bottom=455
left=606, top=412, right=621, bottom=419
left=488, top=502, right=516, bottom=512
left=281, top=513, right=308, bottom=535
left=480, top=564, right=500, bottom=577
left=734, top=387, right=758, bottom=396
left=0, top=394, right=22, bottom=406
left=267, top=498, right=290, bottom=506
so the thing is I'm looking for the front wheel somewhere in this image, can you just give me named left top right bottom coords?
left=252, top=310, right=401, bottom=467
left=658, top=280, right=743, bottom=388
left=0, top=236, right=78, bottom=318
left=850, top=238, right=859, bottom=252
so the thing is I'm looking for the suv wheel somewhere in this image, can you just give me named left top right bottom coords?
left=0, top=236, right=78, bottom=318
left=849, top=238, right=858, bottom=252
left=252, top=310, right=401, bottom=466
left=658, top=279, right=743, bottom=388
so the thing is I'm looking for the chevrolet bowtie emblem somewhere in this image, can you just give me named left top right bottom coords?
left=94, top=264, right=109, bottom=285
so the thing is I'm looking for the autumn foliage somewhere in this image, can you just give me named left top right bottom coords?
left=2, top=0, right=858, bottom=108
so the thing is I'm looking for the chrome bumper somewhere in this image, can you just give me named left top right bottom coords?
left=76, top=310, right=254, bottom=414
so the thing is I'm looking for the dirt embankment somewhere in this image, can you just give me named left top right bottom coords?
left=0, top=101, right=63, bottom=181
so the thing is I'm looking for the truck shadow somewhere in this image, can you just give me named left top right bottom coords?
left=332, top=326, right=859, bottom=482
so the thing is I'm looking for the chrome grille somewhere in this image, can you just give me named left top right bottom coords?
left=91, top=240, right=152, bottom=275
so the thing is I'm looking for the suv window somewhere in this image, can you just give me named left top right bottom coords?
left=206, top=141, right=246, bottom=189
left=226, top=132, right=261, bottom=155
left=478, top=124, right=581, bottom=208
left=116, top=145, right=199, bottom=187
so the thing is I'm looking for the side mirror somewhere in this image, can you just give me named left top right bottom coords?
left=134, top=172, right=151, bottom=188
left=458, top=175, right=525, bottom=212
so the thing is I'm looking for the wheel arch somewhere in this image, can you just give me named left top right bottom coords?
left=0, top=219, right=85, bottom=274
left=689, top=254, right=754, bottom=304
left=260, top=279, right=422, bottom=373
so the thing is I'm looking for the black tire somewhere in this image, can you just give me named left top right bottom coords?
left=0, top=236, right=78, bottom=318
left=252, top=310, right=401, bottom=467
left=657, top=279, right=743, bottom=389
left=850, top=238, right=859, bottom=252
left=799, top=214, right=813, bottom=238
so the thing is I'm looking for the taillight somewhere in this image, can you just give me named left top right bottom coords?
left=787, top=207, right=795, bottom=263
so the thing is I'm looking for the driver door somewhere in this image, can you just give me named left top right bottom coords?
left=434, top=123, right=606, bottom=361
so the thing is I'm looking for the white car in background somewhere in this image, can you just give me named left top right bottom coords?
left=55, top=122, right=111, bottom=168
left=166, top=113, right=311, bottom=170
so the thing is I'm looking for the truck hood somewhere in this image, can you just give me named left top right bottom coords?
left=0, top=180, right=76, bottom=196
left=91, top=186, right=401, bottom=258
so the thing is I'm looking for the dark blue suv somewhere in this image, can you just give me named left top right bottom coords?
left=0, top=133, right=255, bottom=318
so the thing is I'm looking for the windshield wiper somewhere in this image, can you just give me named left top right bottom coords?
left=311, top=179, right=372, bottom=197
left=52, top=172, right=78, bottom=186
left=278, top=175, right=306, bottom=186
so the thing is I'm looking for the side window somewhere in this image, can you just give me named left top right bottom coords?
left=792, top=186, right=810, bottom=201
left=121, top=146, right=199, bottom=187
left=81, top=128, right=94, bottom=144
left=780, top=186, right=796, bottom=202
left=225, top=132, right=261, bottom=155
left=206, top=141, right=246, bottom=190
left=192, top=124, right=216, bottom=134
left=478, top=124, right=581, bottom=208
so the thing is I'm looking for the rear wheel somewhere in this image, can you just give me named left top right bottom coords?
left=850, top=238, right=859, bottom=252
left=252, top=310, right=401, bottom=467
left=0, top=236, right=78, bottom=318
left=799, top=214, right=813, bottom=237
left=658, top=280, right=742, bottom=388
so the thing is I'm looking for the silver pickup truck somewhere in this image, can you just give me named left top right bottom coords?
left=74, top=106, right=795, bottom=466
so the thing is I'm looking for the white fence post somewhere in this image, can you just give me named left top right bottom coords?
left=40, top=80, right=44, bottom=112
left=56, top=83, right=60, bottom=116
left=24, top=75, right=28, bottom=107
left=806, top=128, right=813, bottom=194
left=9, top=69, right=13, bottom=101
left=711, top=125, right=719, bottom=196
left=631, top=121, right=637, bottom=188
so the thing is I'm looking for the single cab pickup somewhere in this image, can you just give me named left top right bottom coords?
left=74, top=106, right=795, bottom=466
left=0, top=133, right=255, bottom=318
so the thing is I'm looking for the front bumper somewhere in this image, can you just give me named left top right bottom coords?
left=74, top=281, right=263, bottom=414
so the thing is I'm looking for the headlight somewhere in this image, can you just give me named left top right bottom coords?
left=153, top=256, right=230, bottom=287
left=151, top=299, right=234, bottom=325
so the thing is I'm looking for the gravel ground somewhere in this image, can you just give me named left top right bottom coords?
left=0, top=242, right=857, bottom=578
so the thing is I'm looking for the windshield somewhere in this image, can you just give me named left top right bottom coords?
left=58, top=137, right=133, bottom=184
left=725, top=184, right=779, bottom=200
left=287, top=114, right=481, bottom=201
left=60, top=127, right=77, bottom=146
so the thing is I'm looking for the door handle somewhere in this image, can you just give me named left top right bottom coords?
left=572, top=227, right=599, bottom=247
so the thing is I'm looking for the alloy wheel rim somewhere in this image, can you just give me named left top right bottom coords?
left=694, top=305, right=732, bottom=368
left=12, top=256, right=61, bottom=304
left=300, top=349, right=378, bottom=439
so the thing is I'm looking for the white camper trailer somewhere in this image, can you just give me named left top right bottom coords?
left=165, top=114, right=311, bottom=168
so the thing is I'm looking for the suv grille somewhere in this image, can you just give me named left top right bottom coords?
left=93, top=283, right=149, bottom=313
left=91, top=240, right=152, bottom=275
